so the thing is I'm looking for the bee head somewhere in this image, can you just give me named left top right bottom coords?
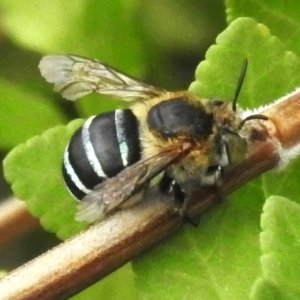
left=215, top=59, right=268, bottom=166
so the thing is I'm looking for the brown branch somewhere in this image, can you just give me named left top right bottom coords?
left=0, top=198, right=40, bottom=250
left=263, top=91, right=300, bottom=148
left=0, top=91, right=299, bottom=300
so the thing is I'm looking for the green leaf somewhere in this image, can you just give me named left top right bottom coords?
left=259, top=196, right=300, bottom=297
left=226, top=0, right=300, bottom=57
left=262, top=156, right=300, bottom=205
left=72, top=264, right=137, bottom=300
left=3, top=119, right=87, bottom=240
left=0, top=79, right=66, bottom=149
left=189, top=17, right=300, bottom=109
left=134, top=18, right=300, bottom=300
left=250, top=278, right=289, bottom=300
left=134, top=181, right=264, bottom=300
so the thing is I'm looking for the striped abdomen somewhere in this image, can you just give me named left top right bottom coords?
left=62, top=109, right=141, bottom=200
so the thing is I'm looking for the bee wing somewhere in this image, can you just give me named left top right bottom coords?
left=75, top=148, right=186, bottom=224
left=39, top=54, right=164, bottom=101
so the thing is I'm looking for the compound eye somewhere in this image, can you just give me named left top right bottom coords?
left=210, top=99, right=224, bottom=106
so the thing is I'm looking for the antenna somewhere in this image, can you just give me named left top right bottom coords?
left=238, top=114, right=268, bottom=130
left=232, top=59, right=248, bottom=112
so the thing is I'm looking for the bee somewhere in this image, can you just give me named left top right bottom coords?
left=39, top=55, right=267, bottom=224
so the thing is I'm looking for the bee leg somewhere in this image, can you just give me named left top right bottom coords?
left=178, top=166, right=224, bottom=226
left=213, top=165, right=224, bottom=202
left=159, top=173, right=199, bottom=226
left=159, top=172, right=185, bottom=207
left=203, top=165, right=224, bottom=201
left=202, top=165, right=223, bottom=187
left=213, top=165, right=223, bottom=191
left=158, top=172, right=174, bottom=194
left=170, top=179, right=186, bottom=208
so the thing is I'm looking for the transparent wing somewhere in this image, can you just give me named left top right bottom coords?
left=75, top=148, right=186, bottom=224
left=39, top=54, right=164, bottom=101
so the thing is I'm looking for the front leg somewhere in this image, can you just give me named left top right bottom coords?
left=201, top=165, right=223, bottom=188
left=202, top=165, right=224, bottom=203
left=159, top=172, right=185, bottom=206
left=159, top=172, right=198, bottom=225
left=159, top=166, right=224, bottom=225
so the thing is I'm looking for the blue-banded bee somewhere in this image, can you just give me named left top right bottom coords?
left=39, top=55, right=267, bottom=224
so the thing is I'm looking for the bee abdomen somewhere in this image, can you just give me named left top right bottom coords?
left=62, top=109, right=141, bottom=200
